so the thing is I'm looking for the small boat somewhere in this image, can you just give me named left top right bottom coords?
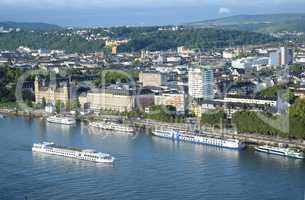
left=32, top=142, right=115, bottom=163
left=255, top=145, right=304, bottom=159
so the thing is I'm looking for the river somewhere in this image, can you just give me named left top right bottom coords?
left=0, top=116, right=304, bottom=200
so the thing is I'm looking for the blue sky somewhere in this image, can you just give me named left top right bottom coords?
left=0, top=0, right=304, bottom=27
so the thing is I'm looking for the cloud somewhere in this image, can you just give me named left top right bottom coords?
left=218, top=7, right=231, bottom=14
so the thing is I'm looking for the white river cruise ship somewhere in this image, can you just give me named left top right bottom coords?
left=255, top=145, right=304, bottom=159
left=32, top=142, right=115, bottom=163
left=152, top=129, right=246, bottom=150
left=89, top=121, right=134, bottom=133
left=46, top=116, right=76, bottom=125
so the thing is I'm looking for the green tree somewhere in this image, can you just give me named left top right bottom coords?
left=201, top=110, right=225, bottom=128
left=0, top=28, right=277, bottom=53
left=144, top=105, right=185, bottom=123
left=41, top=97, right=46, bottom=108
left=289, top=64, right=304, bottom=75
left=26, top=100, right=33, bottom=108
left=55, top=100, right=61, bottom=113
left=0, top=65, right=23, bottom=103
left=260, top=85, right=285, bottom=97
left=232, top=103, right=305, bottom=139
left=71, top=99, right=81, bottom=110
left=65, top=100, right=71, bottom=111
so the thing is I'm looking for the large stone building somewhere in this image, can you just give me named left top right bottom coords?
left=154, top=92, right=186, bottom=115
left=139, top=71, right=167, bottom=87
left=191, top=95, right=278, bottom=119
left=79, top=87, right=154, bottom=113
left=34, top=77, right=76, bottom=106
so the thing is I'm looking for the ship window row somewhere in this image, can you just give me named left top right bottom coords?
left=84, top=154, right=99, bottom=159
left=179, top=137, right=223, bottom=145
left=263, top=149, right=285, bottom=154
left=81, top=156, right=99, bottom=161
left=46, top=149, right=76, bottom=156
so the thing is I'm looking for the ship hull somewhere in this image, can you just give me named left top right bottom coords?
left=152, top=131, right=245, bottom=150
left=32, top=143, right=115, bottom=163
left=255, top=146, right=304, bottom=159
left=89, top=122, right=134, bottom=133
left=46, top=117, right=76, bottom=125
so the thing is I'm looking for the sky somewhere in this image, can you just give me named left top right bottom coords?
left=0, top=0, right=304, bottom=27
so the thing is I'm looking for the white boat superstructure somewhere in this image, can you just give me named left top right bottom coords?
left=89, top=121, right=134, bottom=133
left=46, top=116, right=76, bottom=125
left=32, top=142, right=115, bottom=163
left=152, top=129, right=246, bottom=150
left=255, top=145, right=304, bottom=159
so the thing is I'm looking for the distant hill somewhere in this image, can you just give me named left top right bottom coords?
left=0, top=21, right=62, bottom=31
left=187, top=13, right=305, bottom=33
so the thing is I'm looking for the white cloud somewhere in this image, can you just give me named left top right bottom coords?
left=218, top=7, right=231, bottom=14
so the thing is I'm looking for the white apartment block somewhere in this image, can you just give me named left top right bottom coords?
left=188, top=68, right=204, bottom=98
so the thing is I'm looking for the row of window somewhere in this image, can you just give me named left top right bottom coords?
left=45, top=149, right=100, bottom=160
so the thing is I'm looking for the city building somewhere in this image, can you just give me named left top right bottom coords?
left=280, top=47, right=288, bottom=65
left=112, top=46, right=117, bottom=55
left=177, top=46, right=194, bottom=57
left=188, top=66, right=214, bottom=100
left=281, top=47, right=293, bottom=65
left=192, top=95, right=278, bottom=119
left=220, top=95, right=277, bottom=107
left=105, top=39, right=129, bottom=47
left=79, top=88, right=136, bottom=113
left=188, top=67, right=204, bottom=99
left=222, top=48, right=243, bottom=59
left=269, top=47, right=293, bottom=66
left=232, top=57, right=269, bottom=69
left=154, top=91, right=186, bottom=115
left=38, top=48, right=51, bottom=57
left=78, top=87, right=154, bottom=113
left=269, top=50, right=281, bottom=66
left=139, top=71, right=167, bottom=87
left=203, top=68, right=215, bottom=100
left=166, top=56, right=181, bottom=64
left=34, top=77, right=77, bottom=106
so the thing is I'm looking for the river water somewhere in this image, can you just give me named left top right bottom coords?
left=0, top=116, right=304, bottom=200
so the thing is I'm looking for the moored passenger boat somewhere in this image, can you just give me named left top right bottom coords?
left=46, top=115, right=76, bottom=125
left=152, top=129, right=246, bottom=150
left=255, top=145, right=304, bottom=159
left=89, top=121, right=134, bottom=133
left=32, top=142, right=115, bottom=163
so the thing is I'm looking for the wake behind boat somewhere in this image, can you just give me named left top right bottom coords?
left=152, top=129, right=246, bottom=150
left=46, top=115, right=76, bottom=125
left=32, top=142, right=115, bottom=163
left=255, top=145, right=304, bottom=159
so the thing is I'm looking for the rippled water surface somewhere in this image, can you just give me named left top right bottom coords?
left=0, top=116, right=305, bottom=200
